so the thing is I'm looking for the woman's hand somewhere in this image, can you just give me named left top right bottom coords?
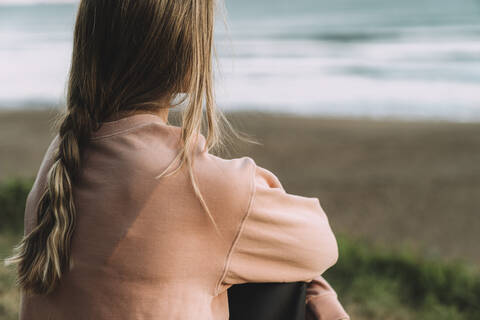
left=306, top=276, right=350, bottom=320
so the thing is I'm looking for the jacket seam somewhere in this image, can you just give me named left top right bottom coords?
left=214, top=157, right=256, bottom=295
left=89, top=121, right=172, bottom=141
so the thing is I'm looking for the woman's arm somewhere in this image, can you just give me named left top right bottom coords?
left=219, top=160, right=339, bottom=288
left=306, top=276, right=350, bottom=320
left=208, top=156, right=349, bottom=319
left=214, top=158, right=349, bottom=319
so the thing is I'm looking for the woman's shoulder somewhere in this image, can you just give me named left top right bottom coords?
left=193, top=133, right=291, bottom=206
left=193, top=133, right=256, bottom=180
left=194, top=144, right=257, bottom=207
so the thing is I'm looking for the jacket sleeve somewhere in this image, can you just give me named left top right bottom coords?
left=306, top=276, right=350, bottom=320
left=221, top=159, right=340, bottom=285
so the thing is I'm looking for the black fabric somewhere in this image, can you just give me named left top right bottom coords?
left=227, top=282, right=307, bottom=320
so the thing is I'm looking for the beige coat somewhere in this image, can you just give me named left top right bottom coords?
left=20, top=113, right=349, bottom=320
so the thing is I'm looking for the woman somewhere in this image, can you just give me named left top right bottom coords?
left=5, top=1, right=349, bottom=319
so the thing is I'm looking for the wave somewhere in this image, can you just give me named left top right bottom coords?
left=1, top=1, right=479, bottom=122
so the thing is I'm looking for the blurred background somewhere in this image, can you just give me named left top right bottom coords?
left=1, top=0, right=479, bottom=319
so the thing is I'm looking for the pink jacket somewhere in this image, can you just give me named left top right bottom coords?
left=20, top=113, right=349, bottom=320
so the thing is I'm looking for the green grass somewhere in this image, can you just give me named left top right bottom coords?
left=0, top=177, right=33, bottom=235
left=324, top=236, right=480, bottom=319
left=0, top=233, right=21, bottom=320
left=0, top=179, right=479, bottom=320
left=0, top=178, right=32, bottom=320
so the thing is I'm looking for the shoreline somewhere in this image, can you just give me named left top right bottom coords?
left=2, top=105, right=480, bottom=125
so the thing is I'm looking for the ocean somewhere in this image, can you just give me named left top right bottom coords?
left=1, top=0, right=480, bottom=121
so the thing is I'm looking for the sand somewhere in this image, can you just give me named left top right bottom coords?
left=1, top=108, right=479, bottom=263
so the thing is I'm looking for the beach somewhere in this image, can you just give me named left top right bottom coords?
left=2, top=1, right=480, bottom=318
left=1, top=108, right=479, bottom=264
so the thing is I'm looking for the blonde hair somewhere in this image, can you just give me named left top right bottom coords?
left=5, top=0, right=253, bottom=295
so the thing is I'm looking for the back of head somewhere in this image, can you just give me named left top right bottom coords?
left=4, top=0, right=229, bottom=295
left=71, top=0, right=212, bottom=123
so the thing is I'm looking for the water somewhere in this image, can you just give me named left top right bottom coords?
left=1, top=0, right=480, bottom=121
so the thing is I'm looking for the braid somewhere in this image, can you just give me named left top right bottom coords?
left=4, top=109, right=89, bottom=294
left=4, top=0, right=252, bottom=295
